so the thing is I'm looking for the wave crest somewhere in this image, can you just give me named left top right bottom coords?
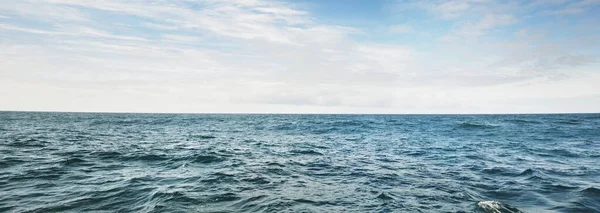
left=477, top=201, right=523, bottom=213
left=457, top=122, right=497, bottom=129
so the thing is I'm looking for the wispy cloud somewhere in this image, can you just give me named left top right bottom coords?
left=389, top=24, right=416, bottom=34
left=444, top=13, right=516, bottom=39
left=1, top=0, right=599, bottom=113
left=539, top=0, right=600, bottom=15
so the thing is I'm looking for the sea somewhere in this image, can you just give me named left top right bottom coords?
left=0, top=112, right=599, bottom=213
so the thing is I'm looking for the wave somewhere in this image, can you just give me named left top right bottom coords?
left=89, top=119, right=141, bottom=126
left=581, top=187, right=600, bottom=197
left=61, top=157, right=91, bottom=167
left=90, top=118, right=175, bottom=126
left=457, top=122, right=497, bottom=129
left=518, top=168, right=535, bottom=176
left=376, top=192, right=395, bottom=200
left=524, top=175, right=545, bottom=181
left=191, top=135, right=217, bottom=139
left=92, top=151, right=123, bottom=159
left=310, top=127, right=341, bottom=134
left=130, top=154, right=170, bottom=161
left=209, top=192, right=242, bottom=203
left=241, top=176, right=271, bottom=185
left=290, top=149, right=323, bottom=156
left=482, top=167, right=512, bottom=176
left=481, top=167, right=537, bottom=177
left=273, top=125, right=295, bottom=131
left=0, top=157, right=26, bottom=168
left=193, top=154, right=226, bottom=164
left=231, top=195, right=268, bottom=209
left=3, top=112, right=600, bottom=212
left=200, top=172, right=238, bottom=184
left=8, top=138, right=49, bottom=148
left=477, top=201, right=523, bottom=213
left=504, top=119, right=542, bottom=124
left=331, top=120, right=368, bottom=127
left=556, top=119, right=581, bottom=125
left=153, top=191, right=199, bottom=205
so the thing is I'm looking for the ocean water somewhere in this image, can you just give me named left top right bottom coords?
left=1, top=112, right=599, bottom=213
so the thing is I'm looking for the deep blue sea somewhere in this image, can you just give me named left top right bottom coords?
left=1, top=112, right=599, bottom=212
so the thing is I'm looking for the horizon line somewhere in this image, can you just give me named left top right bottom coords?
left=1, top=110, right=599, bottom=116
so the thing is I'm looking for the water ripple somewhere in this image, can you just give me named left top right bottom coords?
left=1, top=112, right=599, bottom=212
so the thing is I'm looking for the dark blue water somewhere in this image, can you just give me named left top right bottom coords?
left=1, top=112, right=599, bottom=212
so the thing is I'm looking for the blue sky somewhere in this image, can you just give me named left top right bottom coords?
left=0, top=0, right=599, bottom=113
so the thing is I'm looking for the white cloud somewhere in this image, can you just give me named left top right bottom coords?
left=540, top=0, right=600, bottom=15
left=446, top=13, right=516, bottom=39
left=0, top=24, right=64, bottom=35
left=389, top=24, right=416, bottom=34
left=543, top=7, right=585, bottom=15
left=572, top=0, right=600, bottom=7
left=422, top=0, right=492, bottom=19
left=0, top=0, right=599, bottom=113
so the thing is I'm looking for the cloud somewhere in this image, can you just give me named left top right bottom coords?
left=444, top=13, right=516, bottom=39
left=420, top=0, right=493, bottom=19
left=543, top=7, right=586, bottom=15
left=434, top=0, right=473, bottom=19
left=539, top=0, right=600, bottom=15
left=389, top=24, right=416, bottom=34
left=1, top=0, right=599, bottom=113
left=0, top=0, right=89, bottom=22
left=0, top=24, right=64, bottom=35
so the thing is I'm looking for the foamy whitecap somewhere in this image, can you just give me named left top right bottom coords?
left=478, top=201, right=502, bottom=212
left=477, top=201, right=523, bottom=213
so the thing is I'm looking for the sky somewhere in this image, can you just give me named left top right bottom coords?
left=0, top=0, right=599, bottom=114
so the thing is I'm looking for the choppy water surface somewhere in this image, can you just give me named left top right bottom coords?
left=1, top=112, right=599, bottom=212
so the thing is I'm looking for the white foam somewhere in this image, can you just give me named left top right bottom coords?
left=477, top=201, right=503, bottom=213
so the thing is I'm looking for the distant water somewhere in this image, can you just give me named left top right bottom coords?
left=1, top=112, right=599, bottom=212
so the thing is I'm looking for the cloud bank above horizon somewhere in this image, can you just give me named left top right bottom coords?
left=1, top=0, right=599, bottom=113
